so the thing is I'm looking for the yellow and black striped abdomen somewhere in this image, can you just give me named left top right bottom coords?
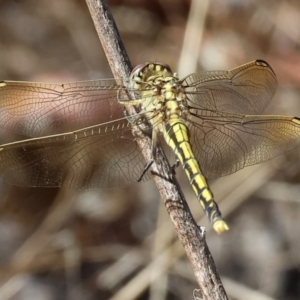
left=164, top=121, right=229, bottom=234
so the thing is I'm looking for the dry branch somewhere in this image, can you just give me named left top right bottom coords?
left=85, top=0, right=228, bottom=299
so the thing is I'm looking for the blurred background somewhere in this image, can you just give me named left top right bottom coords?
left=0, top=0, right=300, bottom=299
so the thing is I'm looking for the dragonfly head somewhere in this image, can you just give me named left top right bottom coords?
left=130, top=62, right=177, bottom=90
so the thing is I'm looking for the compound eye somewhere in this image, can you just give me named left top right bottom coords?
left=131, top=63, right=148, bottom=77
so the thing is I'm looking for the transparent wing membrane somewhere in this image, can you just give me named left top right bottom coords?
left=183, top=60, right=277, bottom=114
left=0, top=79, right=129, bottom=136
left=0, top=118, right=151, bottom=189
left=188, top=113, right=300, bottom=178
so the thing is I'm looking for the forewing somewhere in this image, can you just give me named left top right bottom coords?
left=182, top=60, right=277, bottom=114
left=0, top=79, right=129, bottom=137
left=187, top=112, right=300, bottom=178
left=0, top=118, right=151, bottom=190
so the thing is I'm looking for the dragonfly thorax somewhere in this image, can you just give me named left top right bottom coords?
left=130, top=62, right=189, bottom=125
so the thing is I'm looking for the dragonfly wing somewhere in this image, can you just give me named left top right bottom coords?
left=187, top=113, right=300, bottom=178
left=0, top=118, right=151, bottom=190
left=0, top=79, right=129, bottom=137
left=182, top=60, right=277, bottom=114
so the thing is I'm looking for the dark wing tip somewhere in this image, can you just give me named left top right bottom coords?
left=255, top=59, right=269, bottom=66
left=255, top=59, right=276, bottom=74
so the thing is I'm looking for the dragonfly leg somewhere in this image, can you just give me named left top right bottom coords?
left=171, top=156, right=180, bottom=174
left=123, top=108, right=153, bottom=139
left=123, top=107, right=141, bottom=123
left=137, top=160, right=154, bottom=182
left=138, top=129, right=170, bottom=182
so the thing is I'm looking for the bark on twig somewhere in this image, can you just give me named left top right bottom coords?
left=85, top=0, right=228, bottom=299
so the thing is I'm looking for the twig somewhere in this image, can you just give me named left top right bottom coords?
left=85, top=1, right=228, bottom=299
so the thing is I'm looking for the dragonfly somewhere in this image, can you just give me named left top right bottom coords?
left=0, top=60, right=300, bottom=234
